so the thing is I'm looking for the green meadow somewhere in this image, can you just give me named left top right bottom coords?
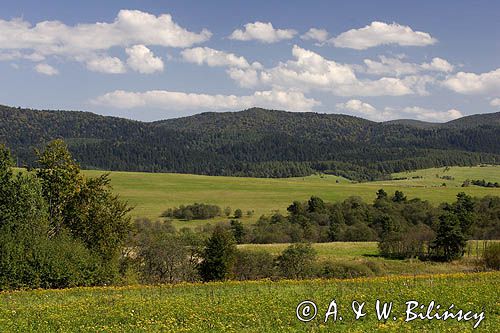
left=1, top=272, right=497, bottom=332
left=83, top=166, right=500, bottom=228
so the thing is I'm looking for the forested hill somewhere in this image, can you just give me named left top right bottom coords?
left=1, top=104, right=499, bottom=180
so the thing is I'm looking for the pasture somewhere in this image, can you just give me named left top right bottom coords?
left=0, top=272, right=497, bottom=332
left=83, top=166, right=500, bottom=228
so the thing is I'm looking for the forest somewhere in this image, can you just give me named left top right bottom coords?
left=1, top=105, right=499, bottom=180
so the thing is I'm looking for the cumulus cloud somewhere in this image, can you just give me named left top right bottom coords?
left=0, top=10, right=211, bottom=56
left=331, top=21, right=437, bottom=50
left=125, top=45, right=164, bottom=74
left=181, top=47, right=261, bottom=69
left=443, top=68, right=500, bottom=94
left=229, top=21, right=297, bottom=43
left=0, top=10, right=210, bottom=74
left=301, top=28, right=329, bottom=43
left=254, top=45, right=432, bottom=96
left=34, top=63, right=59, bottom=75
left=92, top=89, right=320, bottom=112
left=490, top=98, right=500, bottom=107
left=362, top=56, right=453, bottom=76
left=0, top=50, right=45, bottom=62
left=336, top=99, right=463, bottom=122
left=336, top=99, right=378, bottom=117
left=226, top=68, right=260, bottom=88
left=86, top=56, right=126, bottom=74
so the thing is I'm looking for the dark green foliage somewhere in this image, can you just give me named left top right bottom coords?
left=277, top=243, right=317, bottom=279
left=464, top=179, right=500, bottom=188
left=199, top=226, right=237, bottom=282
left=162, top=203, right=222, bottom=220
left=234, top=208, right=243, bottom=219
left=482, top=243, right=500, bottom=270
left=1, top=105, right=499, bottom=180
left=0, top=142, right=132, bottom=290
left=232, top=250, right=275, bottom=280
left=431, top=213, right=467, bottom=261
left=230, top=219, right=246, bottom=244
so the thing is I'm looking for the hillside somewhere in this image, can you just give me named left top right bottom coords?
left=1, top=104, right=500, bottom=180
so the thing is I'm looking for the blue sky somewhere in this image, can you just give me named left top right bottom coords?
left=0, top=0, right=499, bottom=121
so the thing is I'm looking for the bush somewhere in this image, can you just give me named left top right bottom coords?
left=162, top=203, right=222, bottom=220
left=234, top=208, right=243, bottom=219
left=317, top=261, right=375, bottom=279
left=277, top=243, right=317, bottom=279
left=233, top=250, right=275, bottom=280
left=483, top=243, right=500, bottom=270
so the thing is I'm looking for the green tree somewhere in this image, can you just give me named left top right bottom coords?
left=307, top=196, right=325, bottom=213
left=431, top=213, right=467, bottom=261
left=277, top=243, right=317, bottom=279
left=234, top=208, right=243, bottom=219
left=230, top=219, right=246, bottom=244
left=392, top=190, right=407, bottom=203
left=199, top=226, right=237, bottom=281
left=36, top=139, right=83, bottom=236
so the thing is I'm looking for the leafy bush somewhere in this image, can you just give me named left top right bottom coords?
left=317, top=261, right=375, bottom=279
left=233, top=250, right=275, bottom=280
left=277, top=243, right=317, bottom=279
left=162, top=203, right=222, bottom=220
left=483, top=243, right=500, bottom=270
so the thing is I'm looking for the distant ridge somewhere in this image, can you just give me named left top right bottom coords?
left=1, top=105, right=499, bottom=180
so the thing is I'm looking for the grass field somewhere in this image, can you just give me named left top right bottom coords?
left=238, top=241, right=496, bottom=277
left=82, top=166, right=500, bottom=228
left=1, top=272, right=497, bottom=332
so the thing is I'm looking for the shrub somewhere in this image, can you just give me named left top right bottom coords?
left=234, top=208, right=243, bottom=219
left=317, top=261, right=374, bottom=279
left=483, top=243, right=500, bottom=270
left=162, top=203, right=222, bottom=220
left=233, top=250, right=275, bottom=280
left=277, top=243, right=317, bottom=279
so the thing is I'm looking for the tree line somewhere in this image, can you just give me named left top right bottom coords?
left=2, top=105, right=499, bottom=180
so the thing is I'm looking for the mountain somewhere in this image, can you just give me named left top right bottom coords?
left=382, top=119, right=439, bottom=129
left=1, top=105, right=499, bottom=180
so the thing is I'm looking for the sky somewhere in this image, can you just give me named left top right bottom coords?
left=0, top=0, right=499, bottom=122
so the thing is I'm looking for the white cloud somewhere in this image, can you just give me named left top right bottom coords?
left=362, top=56, right=453, bottom=76
left=421, top=57, right=454, bottom=72
left=256, top=45, right=431, bottom=96
left=337, top=99, right=462, bottom=122
left=181, top=47, right=261, bottom=69
left=490, top=98, right=500, bottom=107
left=396, top=107, right=463, bottom=122
left=301, top=28, right=329, bottom=43
left=34, top=63, right=59, bottom=75
left=86, top=56, right=126, bottom=74
left=125, top=45, right=164, bottom=74
left=0, top=10, right=210, bottom=74
left=92, top=89, right=320, bottom=112
left=0, top=50, right=44, bottom=61
left=229, top=21, right=297, bottom=43
left=226, top=68, right=260, bottom=88
left=443, top=68, right=500, bottom=94
left=0, top=10, right=211, bottom=56
left=331, top=21, right=437, bottom=50
left=336, top=99, right=378, bottom=117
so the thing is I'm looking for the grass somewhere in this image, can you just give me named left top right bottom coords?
left=81, top=166, right=500, bottom=229
left=1, top=272, right=497, bottom=332
left=238, top=241, right=495, bottom=276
